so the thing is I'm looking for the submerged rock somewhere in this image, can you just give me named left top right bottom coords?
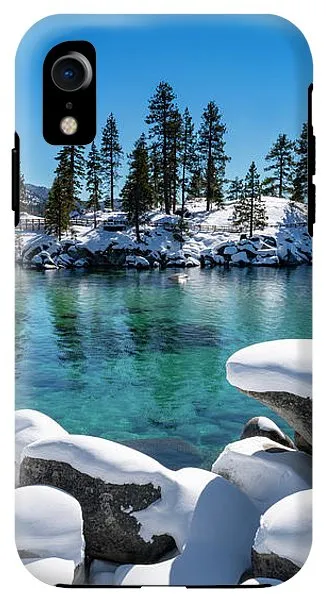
left=252, top=489, right=312, bottom=581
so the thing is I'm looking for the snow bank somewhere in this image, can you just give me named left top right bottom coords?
left=16, top=485, right=85, bottom=566
left=22, top=557, right=76, bottom=586
left=15, top=409, right=67, bottom=485
left=226, top=339, right=312, bottom=398
left=115, top=475, right=259, bottom=586
left=253, top=489, right=312, bottom=569
left=211, top=437, right=311, bottom=513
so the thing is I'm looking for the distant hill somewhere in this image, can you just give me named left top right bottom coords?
left=22, top=184, right=49, bottom=216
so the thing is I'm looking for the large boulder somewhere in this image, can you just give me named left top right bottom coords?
left=211, top=436, right=311, bottom=513
left=114, top=474, right=259, bottom=586
left=15, top=409, right=68, bottom=486
left=252, top=489, right=312, bottom=582
left=19, top=435, right=179, bottom=564
left=16, top=485, right=85, bottom=585
left=226, top=339, right=312, bottom=445
left=240, top=416, right=295, bottom=449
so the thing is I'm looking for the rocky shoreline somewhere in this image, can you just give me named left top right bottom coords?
left=16, top=211, right=312, bottom=272
left=15, top=339, right=312, bottom=587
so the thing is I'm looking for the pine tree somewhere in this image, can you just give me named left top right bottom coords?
left=149, top=143, right=163, bottom=209
left=101, top=113, right=123, bottom=210
left=121, top=134, right=153, bottom=242
left=54, top=145, right=85, bottom=210
left=261, top=176, right=277, bottom=197
left=146, top=81, right=177, bottom=214
left=86, top=142, right=102, bottom=228
left=19, top=172, right=28, bottom=210
left=198, top=101, right=230, bottom=211
left=180, top=107, right=196, bottom=215
left=233, top=162, right=267, bottom=236
left=291, top=123, right=308, bottom=203
left=45, top=176, right=70, bottom=240
left=227, top=177, right=243, bottom=202
left=187, top=142, right=205, bottom=199
left=167, top=107, right=182, bottom=213
left=265, top=134, right=294, bottom=198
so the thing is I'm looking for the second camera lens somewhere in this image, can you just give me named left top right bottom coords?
left=51, top=52, right=93, bottom=92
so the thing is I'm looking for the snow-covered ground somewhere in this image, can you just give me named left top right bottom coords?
left=16, top=197, right=311, bottom=270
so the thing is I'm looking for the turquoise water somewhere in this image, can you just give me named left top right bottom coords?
left=16, top=266, right=312, bottom=469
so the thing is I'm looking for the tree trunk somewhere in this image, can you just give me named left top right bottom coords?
left=163, top=107, right=170, bottom=214
left=110, top=143, right=114, bottom=211
left=250, top=190, right=254, bottom=238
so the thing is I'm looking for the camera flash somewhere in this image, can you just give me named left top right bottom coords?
left=60, top=116, right=78, bottom=135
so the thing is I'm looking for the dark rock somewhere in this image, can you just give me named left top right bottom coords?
left=240, top=417, right=296, bottom=449
left=20, top=457, right=176, bottom=564
left=252, top=549, right=299, bottom=582
left=294, top=431, right=312, bottom=455
left=239, top=389, right=312, bottom=446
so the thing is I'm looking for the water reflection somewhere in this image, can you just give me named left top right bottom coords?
left=16, top=266, right=312, bottom=467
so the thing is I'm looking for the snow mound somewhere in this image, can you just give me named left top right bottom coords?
left=22, top=557, right=76, bottom=586
left=226, top=339, right=312, bottom=398
left=253, top=489, right=312, bottom=569
left=16, top=485, right=85, bottom=567
left=15, top=409, right=67, bottom=485
left=211, top=437, right=311, bottom=513
left=114, top=475, right=259, bottom=586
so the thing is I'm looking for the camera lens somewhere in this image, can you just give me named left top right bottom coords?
left=51, top=52, right=93, bottom=92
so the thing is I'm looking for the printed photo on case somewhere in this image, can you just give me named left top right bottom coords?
left=15, top=15, right=312, bottom=587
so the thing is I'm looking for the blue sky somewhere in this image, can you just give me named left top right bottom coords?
left=16, top=15, right=312, bottom=193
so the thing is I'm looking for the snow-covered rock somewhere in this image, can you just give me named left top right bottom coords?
left=240, top=416, right=295, bottom=449
left=114, top=474, right=259, bottom=586
left=16, top=485, right=85, bottom=585
left=211, top=437, right=311, bottom=513
left=253, top=255, right=279, bottom=266
left=31, top=254, right=43, bottom=267
left=252, top=489, right=312, bottom=581
left=20, top=435, right=178, bottom=563
left=15, top=409, right=68, bottom=486
left=231, top=251, right=250, bottom=266
left=125, top=255, right=150, bottom=269
left=226, top=339, right=312, bottom=445
left=73, top=258, right=89, bottom=268
left=22, top=557, right=76, bottom=586
left=224, top=245, right=238, bottom=256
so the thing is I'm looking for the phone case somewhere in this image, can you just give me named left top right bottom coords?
left=14, top=15, right=313, bottom=587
